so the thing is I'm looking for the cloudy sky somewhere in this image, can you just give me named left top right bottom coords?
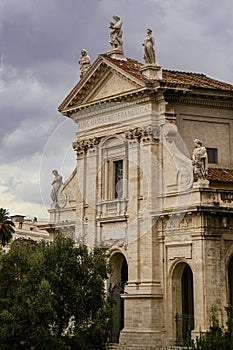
left=0, top=0, right=233, bottom=220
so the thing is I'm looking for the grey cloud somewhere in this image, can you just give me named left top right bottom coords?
left=1, top=0, right=233, bottom=218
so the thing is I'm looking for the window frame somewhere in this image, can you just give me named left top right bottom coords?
left=206, top=147, right=218, bottom=164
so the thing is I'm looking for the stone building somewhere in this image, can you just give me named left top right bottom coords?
left=2, top=215, right=51, bottom=253
left=49, top=27, right=233, bottom=348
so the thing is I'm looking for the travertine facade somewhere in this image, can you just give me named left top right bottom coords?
left=49, top=53, right=233, bottom=348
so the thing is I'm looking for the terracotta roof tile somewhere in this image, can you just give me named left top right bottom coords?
left=103, top=55, right=233, bottom=91
left=207, top=168, right=233, bottom=183
left=103, top=56, right=149, bottom=82
left=162, top=70, right=233, bottom=91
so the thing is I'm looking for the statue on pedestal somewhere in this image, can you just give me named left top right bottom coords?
left=143, top=28, right=156, bottom=65
left=107, top=15, right=125, bottom=59
left=51, top=170, right=63, bottom=204
left=79, top=49, right=91, bottom=78
left=109, top=15, right=123, bottom=51
left=192, top=139, right=208, bottom=182
left=140, top=28, right=161, bottom=79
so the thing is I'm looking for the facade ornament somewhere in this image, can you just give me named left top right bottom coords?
left=79, top=49, right=92, bottom=78
left=125, top=126, right=159, bottom=142
left=143, top=28, right=156, bottom=65
left=86, top=137, right=99, bottom=149
left=192, top=139, right=208, bottom=183
left=125, top=127, right=143, bottom=140
left=51, top=170, right=63, bottom=204
left=106, top=16, right=126, bottom=60
left=73, top=137, right=99, bottom=157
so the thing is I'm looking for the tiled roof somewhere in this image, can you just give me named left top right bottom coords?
left=103, top=56, right=149, bottom=82
left=162, top=70, right=233, bottom=91
left=207, top=168, right=233, bottom=183
left=103, top=55, right=233, bottom=91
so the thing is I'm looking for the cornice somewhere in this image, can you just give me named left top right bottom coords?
left=166, top=93, right=233, bottom=109
left=68, top=93, right=153, bottom=120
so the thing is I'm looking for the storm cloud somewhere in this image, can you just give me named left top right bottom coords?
left=0, top=0, right=232, bottom=219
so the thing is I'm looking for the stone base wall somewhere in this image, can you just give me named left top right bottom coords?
left=112, top=345, right=186, bottom=350
left=119, top=330, right=166, bottom=349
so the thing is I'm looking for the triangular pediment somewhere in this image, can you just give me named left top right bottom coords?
left=85, top=70, right=141, bottom=102
left=59, top=55, right=145, bottom=115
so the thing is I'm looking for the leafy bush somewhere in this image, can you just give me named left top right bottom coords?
left=188, top=305, right=233, bottom=350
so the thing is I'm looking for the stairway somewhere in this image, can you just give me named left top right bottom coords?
left=109, top=343, right=119, bottom=350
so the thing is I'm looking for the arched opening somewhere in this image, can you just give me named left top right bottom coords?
left=109, top=253, right=128, bottom=343
left=173, top=263, right=194, bottom=345
left=228, top=256, right=233, bottom=305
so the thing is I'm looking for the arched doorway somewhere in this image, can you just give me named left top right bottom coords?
left=228, top=256, right=233, bottom=305
left=173, top=262, right=194, bottom=345
left=109, top=252, right=128, bottom=343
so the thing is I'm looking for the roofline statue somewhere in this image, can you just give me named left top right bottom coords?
left=106, top=15, right=126, bottom=60
left=79, top=49, right=92, bottom=78
left=140, top=28, right=162, bottom=79
left=143, top=28, right=157, bottom=65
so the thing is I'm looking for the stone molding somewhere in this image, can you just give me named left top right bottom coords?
left=66, top=93, right=153, bottom=117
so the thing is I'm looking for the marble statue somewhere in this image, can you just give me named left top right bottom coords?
left=51, top=170, right=63, bottom=203
left=192, top=139, right=208, bottom=182
left=143, top=28, right=156, bottom=64
left=79, top=49, right=91, bottom=78
left=109, top=15, right=123, bottom=51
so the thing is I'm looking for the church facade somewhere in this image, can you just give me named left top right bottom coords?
left=49, top=26, right=233, bottom=348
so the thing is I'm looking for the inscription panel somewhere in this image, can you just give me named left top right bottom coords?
left=76, top=104, right=151, bottom=131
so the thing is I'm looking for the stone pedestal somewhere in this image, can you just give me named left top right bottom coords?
left=106, top=48, right=126, bottom=61
left=140, top=64, right=162, bottom=79
left=193, top=179, right=209, bottom=188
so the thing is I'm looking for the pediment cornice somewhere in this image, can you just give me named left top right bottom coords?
left=59, top=55, right=147, bottom=115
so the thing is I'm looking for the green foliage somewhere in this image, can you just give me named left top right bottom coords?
left=0, top=208, right=14, bottom=246
left=0, top=234, right=112, bottom=349
left=188, top=305, right=233, bottom=350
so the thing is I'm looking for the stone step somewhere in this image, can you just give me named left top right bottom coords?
left=108, top=343, right=119, bottom=350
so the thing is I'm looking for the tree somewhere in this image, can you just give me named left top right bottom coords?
left=0, top=208, right=14, bottom=246
left=0, top=234, right=112, bottom=350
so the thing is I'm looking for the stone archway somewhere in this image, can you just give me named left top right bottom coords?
left=172, top=262, right=194, bottom=345
left=109, top=252, right=128, bottom=343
